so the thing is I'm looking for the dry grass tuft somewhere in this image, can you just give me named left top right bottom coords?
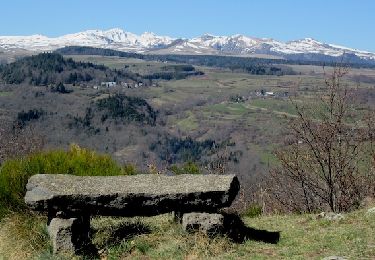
left=0, top=213, right=50, bottom=259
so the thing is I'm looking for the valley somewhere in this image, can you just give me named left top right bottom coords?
left=1, top=0, right=375, bottom=257
left=1, top=52, right=374, bottom=199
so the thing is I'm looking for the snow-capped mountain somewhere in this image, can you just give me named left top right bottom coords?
left=0, top=28, right=374, bottom=61
left=166, top=34, right=375, bottom=61
left=0, top=28, right=174, bottom=52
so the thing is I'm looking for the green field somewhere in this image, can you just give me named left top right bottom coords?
left=0, top=91, right=11, bottom=97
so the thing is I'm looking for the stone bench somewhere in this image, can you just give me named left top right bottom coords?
left=25, top=174, right=240, bottom=255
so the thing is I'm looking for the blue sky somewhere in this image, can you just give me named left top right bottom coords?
left=1, top=0, right=374, bottom=51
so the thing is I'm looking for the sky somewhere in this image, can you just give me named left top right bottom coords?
left=1, top=0, right=374, bottom=52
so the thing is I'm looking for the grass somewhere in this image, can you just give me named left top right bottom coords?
left=0, top=91, right=12, bottom=97
left=249, top=99, right=297, bottom=116
left=0, top=207, right=374, bottom=259
left=250, top=144, right=279, bottom=167
left=66, top=55, right=177, bottom=74
left=176, top=111, right=199, bottom=131
left=0, top=213, right=50, bottom=259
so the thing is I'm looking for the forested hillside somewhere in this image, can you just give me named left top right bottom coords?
left=0, top=53, right=127, bottom=85
left=0, top=52, right=203, bottom=86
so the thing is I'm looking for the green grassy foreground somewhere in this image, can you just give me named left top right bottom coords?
left=0, top=207, right=374, bottom=259
left=0, top=146, right=374, bottom=259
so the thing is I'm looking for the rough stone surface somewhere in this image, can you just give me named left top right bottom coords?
left=48, top=217, right=90, bottom=255
left=182, top=212, right=224, bottom=235
left=25, top=174, right=240, bottom=217
left=322, top=256, right=347, bottom=260
left=317, top=212, right=345, bottom=221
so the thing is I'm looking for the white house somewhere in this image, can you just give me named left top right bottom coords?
left=101, top=82, right=117, bottom=88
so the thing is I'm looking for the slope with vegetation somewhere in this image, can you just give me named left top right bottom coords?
left=0, top=60, right=374, bottom=258
left=97, top=94, right=158, bottom=125
left=56, top=46, right=375, bottom=74
left=0, top=52, right=204, bottom=87
left=0, top=53, right=120, bottom=85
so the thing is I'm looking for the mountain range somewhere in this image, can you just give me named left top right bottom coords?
left=1, top=28, right=374, bottom=62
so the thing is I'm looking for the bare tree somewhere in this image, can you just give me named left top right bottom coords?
left=266, top=65, right=375, bottom=213
left=0, top=120, right=44, bottom=165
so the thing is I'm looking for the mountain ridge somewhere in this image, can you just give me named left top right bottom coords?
left=1, top=28, right=374, bottom=62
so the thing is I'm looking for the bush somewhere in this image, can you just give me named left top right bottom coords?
left=151, top=136, right=215, bottom=163
left=122, top=164, right=138, bottom=175
left=169, top=162, right=201, bottom=175
left=50, top=82, right=72, bottom=94
left=16, top=109, right=44, bottom=128
left=0, top=144, right=128, bottom=217
left=241, top=204, right=262, bottom=218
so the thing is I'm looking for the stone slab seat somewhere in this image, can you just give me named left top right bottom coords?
left=25, top=174, right=240, bottom=218
left=25, top=174, right=240, bottom=255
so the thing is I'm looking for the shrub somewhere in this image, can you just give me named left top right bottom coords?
left=241, top=204, right=262, bottom=218
left=122, top=164, right=138, bottom=175
left=50, top=82, right=72, bottom=94
left=0, top=144, right=127, bottom=217
left=151, top=136, right=215, bottom=163
left=170, top=162, right=201, bottom=175
left=16, top=109, right=44, bottom=128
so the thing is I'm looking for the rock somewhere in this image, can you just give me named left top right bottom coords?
left=317, top=212, right=345, bottom=221
left=48, top=216, right=90, bottom=255
left=25, top=174, right=240, bottom=217
left=182, top=212, right=224, bottom=235
left=322, top=256, right=347, bottom=260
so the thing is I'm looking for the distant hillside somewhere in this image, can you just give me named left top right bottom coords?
left=0, top=53, right=130, bottom=85
left=56, top=46, right=295, bottom=75
left=56, top=46, right=144, bottom=59
left=56, top=46, right=375, bottom=72
left=0, top=52, right=204, bottom=86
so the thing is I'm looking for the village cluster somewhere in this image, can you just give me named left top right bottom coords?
left=92, top=81, right=158, bottom=90
left=230, top=89, right=290, bottom=103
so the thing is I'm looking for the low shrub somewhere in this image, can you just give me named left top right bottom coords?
left=0, top=144, right=130, bottom=217
left=122, top=164, right=138, bottom=176
left=169, top=162, right=201, bottom=175
left=241, top=204, right=263, bottom=218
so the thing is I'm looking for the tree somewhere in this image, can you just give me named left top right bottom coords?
left=0, top=119, right=44, bottom=165
left=267, top=65, right=375, bottom=213
left=51, top=82, right=71, bottom=94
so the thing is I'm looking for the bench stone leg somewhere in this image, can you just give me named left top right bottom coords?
left=173, top=211, right=184, bottom=223
left=182, top=212, right=224, bottom=235
left=48, top=215, right=90, bottom=255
